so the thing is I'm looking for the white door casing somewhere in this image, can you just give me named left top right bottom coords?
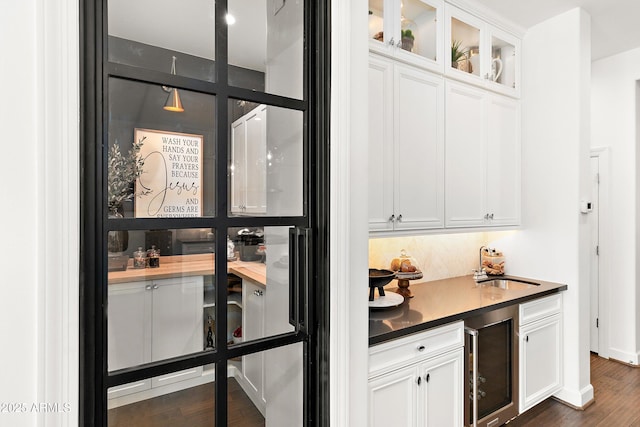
left=589, top=156, right=599, bottom=353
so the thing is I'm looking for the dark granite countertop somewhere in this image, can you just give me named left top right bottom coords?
left=369, top=274, right=567, bottom=346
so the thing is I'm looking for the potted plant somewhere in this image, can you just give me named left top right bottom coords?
left=451, top=39, right=469, bottom=69
left=107, top=136, right=146, bottom=255
left=401, top=29, right=415, bottom=52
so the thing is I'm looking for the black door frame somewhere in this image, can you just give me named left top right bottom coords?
left=79, top=0, right=330, bottom=425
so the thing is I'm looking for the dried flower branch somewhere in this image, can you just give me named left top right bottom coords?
left=107, top=136, right=146, bottom=210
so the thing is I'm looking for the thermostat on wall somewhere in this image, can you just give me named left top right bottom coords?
left=580, top=200, right=593, bottom=213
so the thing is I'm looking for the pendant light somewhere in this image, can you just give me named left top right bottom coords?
left=162, top=56, right=184, bottom=112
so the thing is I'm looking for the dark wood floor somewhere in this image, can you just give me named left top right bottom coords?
left=108, top=378, right=264, bottom=427
left=509, top=353, right=640, bottom=426
left=108, top=353, right=639, bottom=426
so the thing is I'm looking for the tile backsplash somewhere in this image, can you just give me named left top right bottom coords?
left=369, top=231, right=516, bottom=282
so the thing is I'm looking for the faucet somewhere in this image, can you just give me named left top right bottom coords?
left=473, top=246, right=489, bottom=281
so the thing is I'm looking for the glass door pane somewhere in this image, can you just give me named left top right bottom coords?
left=491, top=35, right=516, bottom=89
left=107, top=0, right=216, bottom=82
left=228, top=0, right=303, bottom=100
left=227, top=225, right=296, bottom=345
left=228, top=343, right=303, bottom=426
left=228, top=100, right=303, bottom=218
left=399, top=0, right=438, bottom=61
left=107, top=374, right=215, bottom=425
left=107, top=78, right=217, bottom=219
left=107, top=228, right=216, bottom=373
left=450, top=17, right=480, bottom=75
left=369, top=0, right=385, bottom=44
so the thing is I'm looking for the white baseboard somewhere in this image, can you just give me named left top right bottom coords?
left=608, top=347, right=639, bottom=366
left=553, top=383, right=594, bottom=409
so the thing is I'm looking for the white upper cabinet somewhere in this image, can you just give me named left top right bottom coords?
left=231, top=104, right=267, bottom=215
left=369, top=0, right=444, bottom=73
left=445, top=80, right=520, bottom=228
left=445, top=4, right=520, bottom=98
left=485, top=94, right=521, bottom=225
left=368, top=54, right=445, bottom=232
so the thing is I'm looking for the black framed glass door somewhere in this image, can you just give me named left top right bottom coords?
left=80, top=1, right=329, bottom=425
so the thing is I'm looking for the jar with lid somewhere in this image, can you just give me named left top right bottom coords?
left=389, top=249, right=423, bottom=299
left=147, top=245, right=160, bottom=268
left=389, top=249, right=420, bottom=273
left=133, top=247, right=146, bottom=269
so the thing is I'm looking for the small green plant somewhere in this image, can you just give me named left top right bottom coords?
left=401, top=29, right=414, bottom=40
left=451, top=39, right=469, bottom=65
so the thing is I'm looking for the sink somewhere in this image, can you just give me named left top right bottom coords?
left=478, top=278, right=540, bottom=290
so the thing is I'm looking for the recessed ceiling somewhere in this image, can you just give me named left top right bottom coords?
left=472, top=0, right=640, bottom=61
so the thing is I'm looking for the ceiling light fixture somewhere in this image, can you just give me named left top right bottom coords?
left=226, top=13, right=236, bottom=25
left=162, top=56, right=184, bottom=112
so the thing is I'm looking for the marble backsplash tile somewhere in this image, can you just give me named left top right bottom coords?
left=369, top=231, right=516, bottom=282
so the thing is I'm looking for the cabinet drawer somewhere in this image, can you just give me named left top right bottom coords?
left=369, top=321, right=464, bottom=377
left=520, top=294, right=562, bottom=325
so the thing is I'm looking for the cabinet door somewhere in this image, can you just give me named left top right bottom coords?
left=230, top=105, right=268, bottom=215
left=368, top=365, right=419, bottom=427
left=368, top=55, right=395, bottom=231
left=394, top=64, right=445, bottom=230
left=244, top=105, right=267, bottom=214
left=445, top=81, right=487, bottom=227
left=486, top=26, right=520, bottom=98
left=486, top=94, right=520, bottom=226
left=230, top=118, right=247, bottom=213
left=420, top=349, right=463, bottom=427
left=108, top=281, right=153, bottom=371
left=445, top=4, right=486, bottom=85
left=520, top=315, right=562, bottom=412
left=107, top=282, right=153, bottom=398
left=150, top=276, right=204, bottom=387
left=243, top=280, right=267, bottom=407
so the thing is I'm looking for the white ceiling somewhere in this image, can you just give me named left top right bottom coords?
left=472, top=0, right=640, bottom=61
left=108, top=0, right=267, bottom=71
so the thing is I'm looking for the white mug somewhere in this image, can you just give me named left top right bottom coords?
left=491, top=57, right=503, bottom=82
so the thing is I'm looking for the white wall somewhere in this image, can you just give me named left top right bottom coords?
left=0, top=1, right=79, bottom=426
left=331, top=0, right=370, bottom=426
left=0, top=2, right=39, bottom=425
left=591, top=47, right=640, bottom=364
left=490, top=8, right=593, bottom=407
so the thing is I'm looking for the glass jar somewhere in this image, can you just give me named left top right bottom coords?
left=390, top=249, right=420, bottom=273
left=133, top=247, right=146, bottom=269
left=147, top=245, right=160, bottom=268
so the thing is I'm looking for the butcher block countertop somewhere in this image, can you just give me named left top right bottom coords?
left=369, top=274, right=567, bottom=346
left=107, top=253, right=267, bottom=286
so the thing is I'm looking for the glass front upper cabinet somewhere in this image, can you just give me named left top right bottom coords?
left=445, top=4, right=520, bottom=97
left=369, top=0, right=444, bottom=72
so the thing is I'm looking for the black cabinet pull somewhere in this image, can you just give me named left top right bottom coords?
left=416, top=376, right=421, bottom=386
left=526, top=335, right=529, bottom=342
left=425, top=373, right=430, bottom=383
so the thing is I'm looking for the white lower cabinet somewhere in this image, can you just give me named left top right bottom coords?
left=369, top=364, right=420, bottom=427
left=420, top=350, right=463, bottom=426
left=240, top=279, right=267, bottom=415
left=368, top=322, right=464, bottom=427
left=107, top=276, right=204, bottom=401
left=519, top=294, right=563, bottom=412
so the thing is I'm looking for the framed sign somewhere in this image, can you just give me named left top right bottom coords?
left=134, top=128, right=203, bottom=218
